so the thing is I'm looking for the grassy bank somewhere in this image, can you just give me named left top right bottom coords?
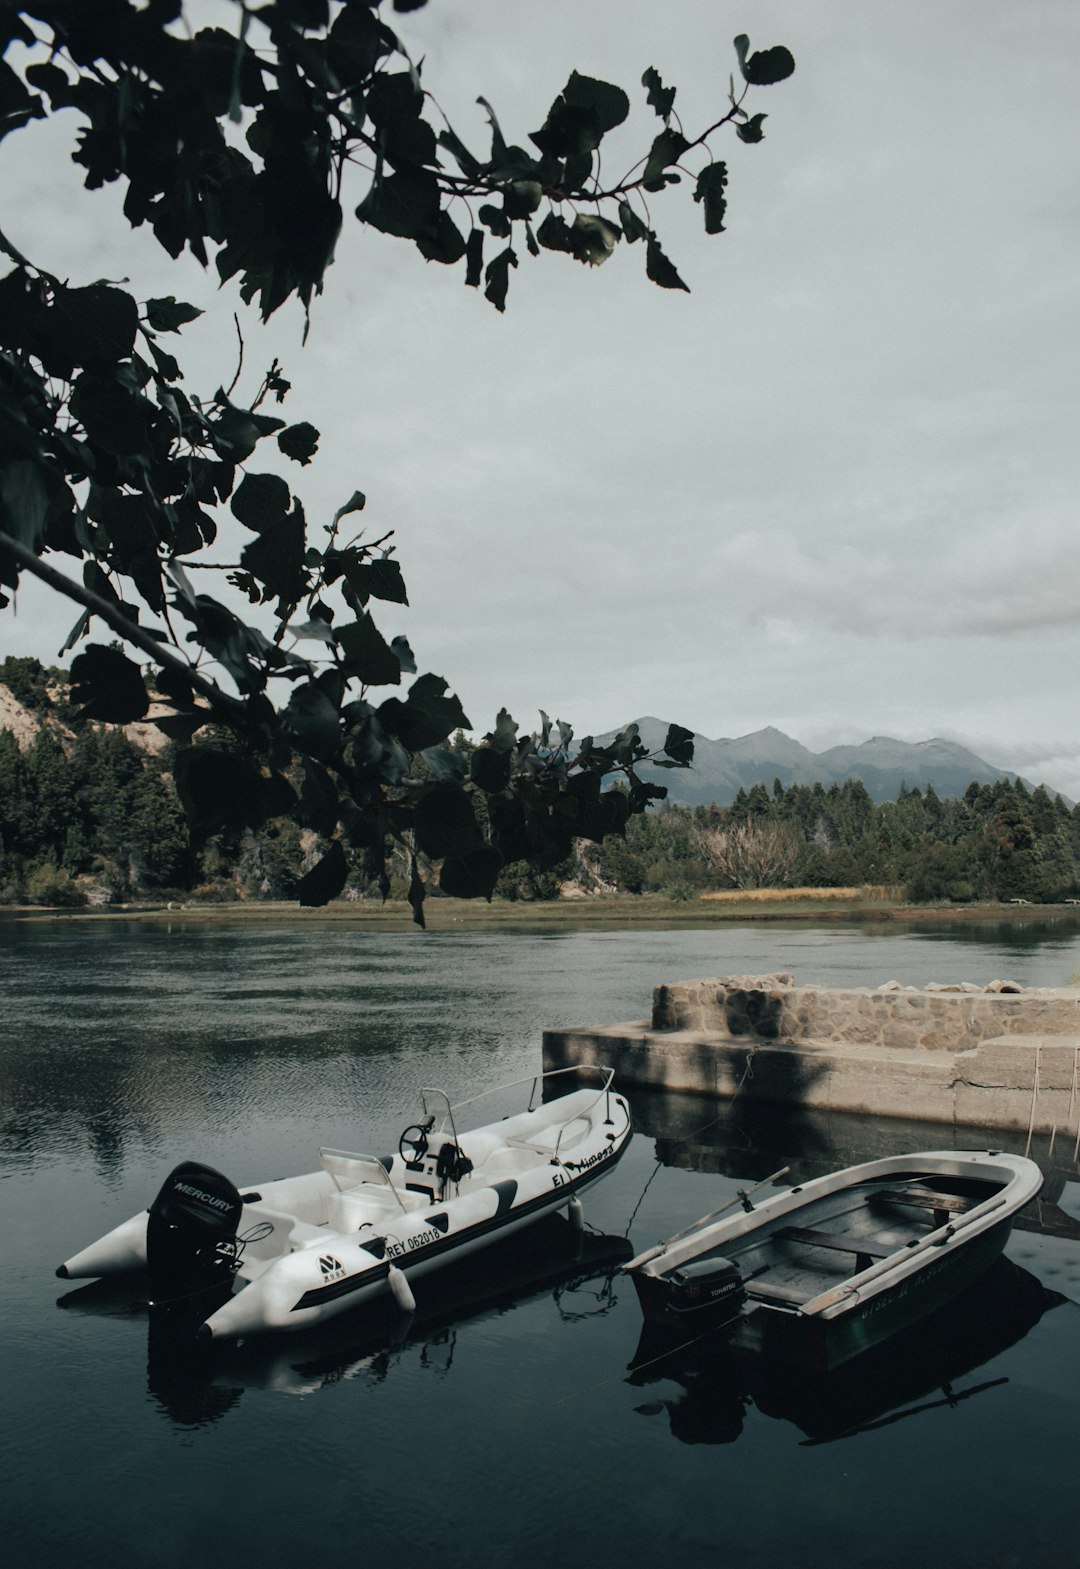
left=7, top=893, right=1080, bottom=932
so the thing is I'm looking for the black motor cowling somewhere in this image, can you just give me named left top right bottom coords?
left=146, top=1160, right=243, bottom=1300
left=667, top=1256, right=746, bottom=1324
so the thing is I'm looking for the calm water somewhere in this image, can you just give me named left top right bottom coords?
left=2, top=917, right=1080, bottom=1569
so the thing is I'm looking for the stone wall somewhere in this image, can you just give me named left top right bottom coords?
left=651, top=975, right=1080, bottom=1052
left=542, top=972, right=1080, bottom=1131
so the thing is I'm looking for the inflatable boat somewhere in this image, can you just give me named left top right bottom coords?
left=625, top=1149, right=1042, bottom=1370
left=57, top=1068, right=631, bottom=1341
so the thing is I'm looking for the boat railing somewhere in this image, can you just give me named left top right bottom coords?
left=420, top=1065, right=616, bottom=1153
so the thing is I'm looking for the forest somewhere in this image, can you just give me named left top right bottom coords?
left=2, top=655, right=1078, bottom=909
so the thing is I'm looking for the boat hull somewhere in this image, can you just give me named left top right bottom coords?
left=57, top=1074, right=633, bottom=1341
left=730, top=1210, right=1015, bottom=1371
left=626, top=1150, right=1042, bottom=1370
left=203, top=1142, right=628, bottom=1340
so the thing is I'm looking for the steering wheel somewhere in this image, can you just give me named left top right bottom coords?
left=399, top=1124, right=431, bottom=1164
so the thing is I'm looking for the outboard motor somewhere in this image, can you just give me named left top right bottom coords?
left=666, top=1256, right=746, bottom=1326
left=146, top=1161, right=243, bottom=1303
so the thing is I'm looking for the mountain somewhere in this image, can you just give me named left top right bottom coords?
left=598, top=718, right=1047, bottom=807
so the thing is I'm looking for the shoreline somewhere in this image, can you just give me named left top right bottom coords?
left=4, top=895, right=1080, bottom=932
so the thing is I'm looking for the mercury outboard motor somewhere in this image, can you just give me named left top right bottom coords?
left=146, top=1160, right=243, bottom=1302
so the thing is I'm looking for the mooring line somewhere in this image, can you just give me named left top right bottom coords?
left=1024, top=1045, right=1042, bottom=1159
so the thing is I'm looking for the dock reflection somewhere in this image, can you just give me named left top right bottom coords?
left=632, top=1087, right=1080, bottom=1242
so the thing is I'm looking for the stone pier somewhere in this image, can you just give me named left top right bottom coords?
left=542, top=974, right=1080, bottom=1133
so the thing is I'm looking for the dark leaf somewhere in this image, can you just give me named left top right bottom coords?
left=0, top=460, right=49, bottom=552
left=420, top=746, right=469, bottom=784
left=646, top=236, right=690, bottom=292
left=465, top=228, right=484, bottom=288
left=298, top=840, right=348, bottom=907
left=292, top=617, right=336, bottom=645
left=358, top=166, right=440, bottom=241
left=413, top=781, right=483, bottom=859
left=145, top=296, right=203, bottom=333
left=70, top=371, right=150, bottom=455
left=662, top=723, right=695, bottom=766
left=439, top=845, right=503, bottom=901
left=571, top=215, right=619, bottom=266
left=479, top=203, right=512, bottom=238
left=327, top=3, right=397, bottom=87
left=285, top=681, right=341, bottom=762
left=642, top=67, right=675, bottom=120
left=241, top=510, right=306, bottom=601
left=408, top=855, right=426, bottom=928
left=536, top=213, right=576, bottom=255
left=504, top=180, right=543, bottom=219
left=642, top=128, right=689, bottom=186
left=210, top=401, right=285, bottom=462
left=437, top=125, right=482, bottom=180
left=484, top=247, right=517, bottom=312
left=600, top=788, right=632, bottom=838
left=416, top=210, right=468, bottom=266
left=70, top=643, right=149, bottom=723
left=391, top=634, right=417, bottom=675
left=487, top=793, right=531, bottom=864
left=53, top=284, right=140, bottom=367
left=343, top=556, right=409, bottom=606
left=155, top=665, right=196, bottom=707
left=385, top=672, right=469, bottom=750
left=231, top=471, right=291, bottom=531
left=172, top=747, right=274, bottom=842
left=144, top=336, right=182, bottom=382
left=618, top=200, right=649, bottom=244
left=733, top=36, right=796, bottom=86
left=299, top=758, right=341, bottom=836
left=337, top=612, right=402, bottom=686
left=530, top=101, right=601, bottom=162
left=153, top=711, right=210, bottom=744
left=476, top=95, right=509, bottom=166
left=23, top=61, right=72, bottom=106
left=333, top=489, right=366, bottom=524
left=470, top=746, right=511, bottom=795
left=277, top=422, right=320, bottom=464
left=486, top=709, right=518, bottom=753
left=694, top=162, right=729, bottom=234
left=564, top=72, right=629, bottom=132
left=736, top=114, right=768, bottom=144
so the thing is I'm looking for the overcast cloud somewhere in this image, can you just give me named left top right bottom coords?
left=2, top=1, right=1078, bottom=792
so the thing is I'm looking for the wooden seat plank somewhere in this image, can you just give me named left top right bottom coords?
left=869, top=1187, right=974, bottom=1214
left=774, top=1224, right=895, bottom=1273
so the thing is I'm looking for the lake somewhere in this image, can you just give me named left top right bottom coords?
left=2, top=916, right=1079, bottom=1569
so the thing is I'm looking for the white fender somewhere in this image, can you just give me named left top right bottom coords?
left=388, top=1264, right=416, bottom=1313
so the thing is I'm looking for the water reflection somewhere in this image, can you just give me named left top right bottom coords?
left=632, top=1088, right=1080, bottom=1242
left=56, top=1217, right=632, bottom=1427
left=628, top=1256, right=1068, bottom=1446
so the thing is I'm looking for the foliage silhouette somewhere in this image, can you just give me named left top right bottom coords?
left=0, top=1, right=794, bottom=922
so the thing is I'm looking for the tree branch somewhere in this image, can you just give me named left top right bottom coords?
left=0, top=531, right=249, bottom=724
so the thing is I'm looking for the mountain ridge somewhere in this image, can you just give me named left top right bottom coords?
left=600, top=718, right=1056, bottom=807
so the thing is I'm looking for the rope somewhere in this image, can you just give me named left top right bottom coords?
left=1023, top=1044, right=1042, bottom=1159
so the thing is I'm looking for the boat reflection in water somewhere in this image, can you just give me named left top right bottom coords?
left=57, top=1215, right=632, bottom=1424
left=628, top=1255, right=1066, bottom=1446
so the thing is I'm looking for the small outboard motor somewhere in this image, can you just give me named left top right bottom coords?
left=666, top=1256, right=746, bottom=1326
left=146, top=1160, right=243, bottom=1301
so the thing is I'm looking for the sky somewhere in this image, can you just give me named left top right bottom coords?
left=2, top=1, right=1079, bottom=793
